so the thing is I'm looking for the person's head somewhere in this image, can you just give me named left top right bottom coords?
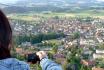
left=0, top=10, right=12, bottom=60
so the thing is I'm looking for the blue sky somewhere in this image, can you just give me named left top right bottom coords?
left=98, top=0, right=104, bottom=1
left=0, top=0, right=19, bottom=4
left=0, top=0, right=104, bottom=4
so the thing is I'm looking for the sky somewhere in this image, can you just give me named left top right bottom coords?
left=0, top=0, right=19, bottom=4
left=97, top=0, right=104, bottom=1
left=0, top=0, right=104, bottom=4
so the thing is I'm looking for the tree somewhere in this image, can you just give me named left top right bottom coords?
left=52, top=44, right=58, bottom=54
left=97, top=43, right=104, bottom=49
left=66, top=45, right=83, bottom=70
left=73, top=32, right=80, bottom=39
left=85, top=17, right=93, bottom=22
left=73, top=32, right=80, bottom=48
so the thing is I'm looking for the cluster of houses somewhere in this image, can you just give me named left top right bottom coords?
left=9, top=17, right=104, bottom=69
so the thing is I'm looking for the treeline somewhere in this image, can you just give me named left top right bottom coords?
left=2, top=5, right=69, bottom=14
left=13, top=32, right=65, bottom=45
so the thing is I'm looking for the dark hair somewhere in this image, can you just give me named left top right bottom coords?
left=0, top=10, right=12, bottom=60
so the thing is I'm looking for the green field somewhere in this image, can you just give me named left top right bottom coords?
left=8, top=10, right=104, bottom=21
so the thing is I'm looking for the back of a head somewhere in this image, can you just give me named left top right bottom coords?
left=0, top=10, right=12, bottom=60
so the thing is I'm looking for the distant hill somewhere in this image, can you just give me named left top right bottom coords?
left=14, top=0, right=104, bottom=10
left=0, top=3, right=9, bottom=8
left=0, top=3, right=29, bottom=14
left=2, top=6, right=30, bottom=14
left=15, top=0, right=102, bottom=6
left=1, top=0, right=104, bottom=14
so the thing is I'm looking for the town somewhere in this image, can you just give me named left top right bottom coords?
left=9, top=16, right=104, bottom=70
left=0, top=0, right=104, bottom=70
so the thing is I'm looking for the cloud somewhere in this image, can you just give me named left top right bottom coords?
left=97, top=0, right=104, bottom=1
left=0, top=0, right=18, bottom=4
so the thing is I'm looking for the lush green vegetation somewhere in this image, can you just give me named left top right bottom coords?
left=13, top=32, right=65, bottom=45
left=8, top=9, right=104, bottom=21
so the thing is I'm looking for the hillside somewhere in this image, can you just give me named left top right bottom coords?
left=0, top=3, right=9, bottom=8
left=15, top=0, right=104, bottom=7
left=1, top=0, right=104, bottom=14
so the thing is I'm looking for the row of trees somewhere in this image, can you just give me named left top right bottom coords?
left=13, top=32, right=65, bottom=45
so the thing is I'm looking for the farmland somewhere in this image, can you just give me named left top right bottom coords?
left=8, top=9, right=104, bottom=21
